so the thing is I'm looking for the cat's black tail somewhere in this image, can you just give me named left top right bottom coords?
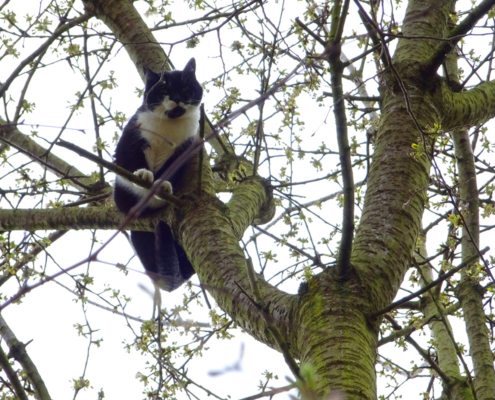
left=131, top=221, right=195, bottom=292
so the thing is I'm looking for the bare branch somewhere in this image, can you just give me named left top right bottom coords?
left=0, top=12, right=92, bottom=98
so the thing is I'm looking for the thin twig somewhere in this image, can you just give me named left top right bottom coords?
left=63, top=192, right=111, bottom=208
left=56, top=139, right=182, bottom=207
left=371, top=247, right=489, bottom=318
left=237, top=384, right=295, bottom=400
left=0, top=12, right=93, bottom=98
left=0, top=135, right=93, bottom=191
left=83, top=27, right=105, bottom=184
left=322, top=92, right=380, bottom=102
left=385, top=315, right=451, bottom=384
left=253, top=226, right=320, bottom=263
left=297, top=12, right=355, bottom=279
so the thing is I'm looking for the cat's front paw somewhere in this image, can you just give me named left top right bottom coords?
left=134, top=168, right=154, bottom=183
left=157, top=181, right=173, bottom=196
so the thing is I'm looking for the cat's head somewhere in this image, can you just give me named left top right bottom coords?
left=142, top=58, right=203, bottom=119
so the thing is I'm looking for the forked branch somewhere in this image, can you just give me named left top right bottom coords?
left=425, top=0, right=495, bottom=75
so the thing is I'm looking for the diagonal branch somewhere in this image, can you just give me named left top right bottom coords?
left=425, top=0, right=495, bottom=74
left=377, top=302, right=462, bottom=347
left=385, top=315, right=451, bottom=384
left=81, top=0, right=169, bottom=76
left=238, top=384, right=295, bottom=400
left=0, top=119, right=97, bottom=191
left=371, top=247, right=489, bottom=318
left=0, top=346, right=29, bottom=400
left=0, top=12, right=92, bottom=98
left=356, top=6, right=389, bottom=67
left=56, top=139, right=182, bottom=207
left=0, top=314, right=51, bottom=400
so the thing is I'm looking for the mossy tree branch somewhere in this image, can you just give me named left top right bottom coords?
left=0, top=346, right=29, bottom=400
left=175, top=192, right=297, bottom=352
left=0, top=314, right=51, bottom=400
left=425, top=0, right=495, bottom=75
left=454, top=128, right=495, bottom=400
left=227, top=177, right=275, bottom=239
left=415, top=231, right=473, bottom=399
left=81, top=0, right=170, bottom=75
left=0, top=207, right=159, bottom=232
left=0, top=119, right=97, bottom=191
left=167, top=148, right=293, bottom=353
left=446, top=43, right=495, bottom=398
left=352, top=0, right=452, bottom=315
left=443, top=80, right=495, bottom=131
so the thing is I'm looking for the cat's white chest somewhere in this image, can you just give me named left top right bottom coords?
left=137, top=110, right=199, bottom=172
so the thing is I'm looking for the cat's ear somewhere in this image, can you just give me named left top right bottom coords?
left=143, top=64, right=157, bottom=79
left=182, top=58, right=196, bottom=80
left=143, top=64, right=153, bottom=76
left=143, top=64, right=160, bottom=88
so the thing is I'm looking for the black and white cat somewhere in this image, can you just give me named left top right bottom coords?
left=114, top=58, right=203, bottom=304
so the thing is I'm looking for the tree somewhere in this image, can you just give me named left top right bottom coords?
left=1, top=0, right=495, bottom=399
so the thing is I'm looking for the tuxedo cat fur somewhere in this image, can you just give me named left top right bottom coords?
left=114, top=58, right=202, bottom=303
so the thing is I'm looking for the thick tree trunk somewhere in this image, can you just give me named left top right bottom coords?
left=82, top=0, right=170, bottom=76
left=296, top=274, right=377, bottom=398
